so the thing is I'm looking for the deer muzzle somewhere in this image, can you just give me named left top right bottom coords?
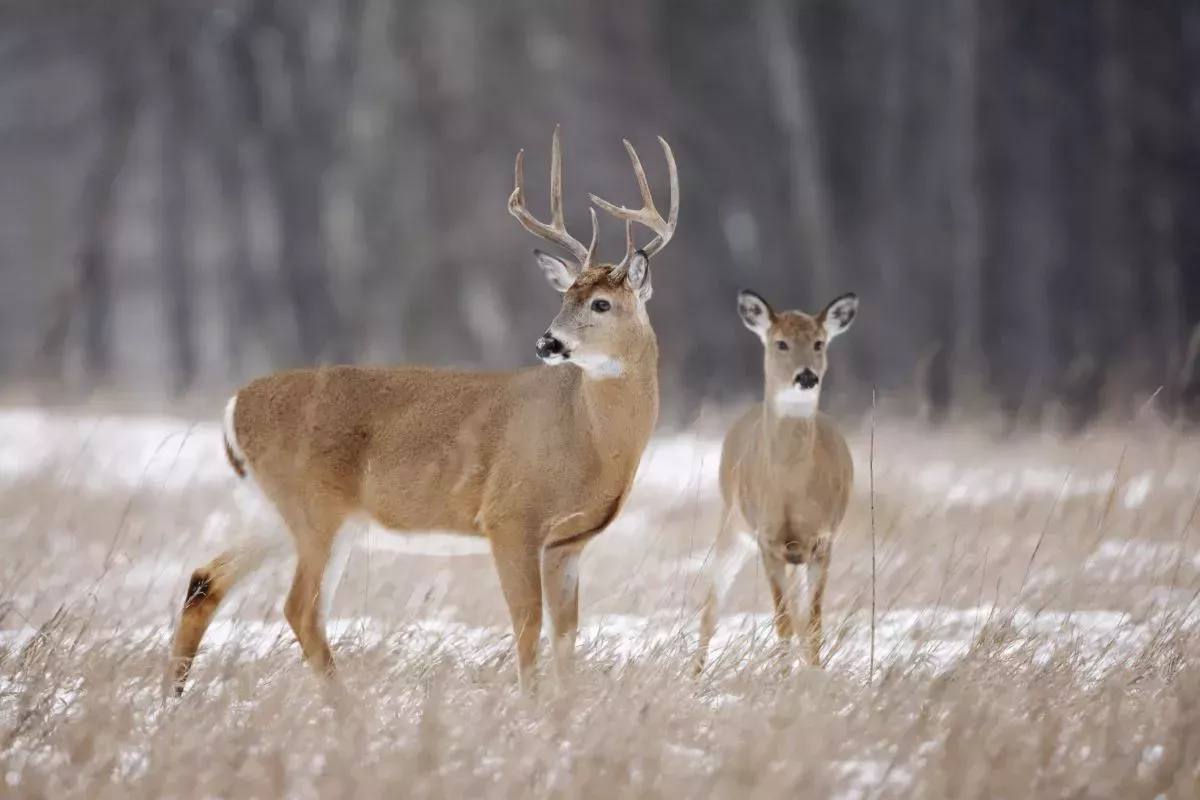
left=794, top=369, right=820, bottom=390
left=536, top=332, right=567, bottom=363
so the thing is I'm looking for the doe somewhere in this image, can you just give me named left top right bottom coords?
left=695, top=289, right=858, bottom=673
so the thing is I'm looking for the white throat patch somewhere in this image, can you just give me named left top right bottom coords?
left=773, top=386, right=820, bottom=418
left=571, top=354, right=625, bottom=379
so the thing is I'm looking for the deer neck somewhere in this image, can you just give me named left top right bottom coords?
left=761, top=389, right=819, bottom=468
left=575, top=332, right=659, bottom=469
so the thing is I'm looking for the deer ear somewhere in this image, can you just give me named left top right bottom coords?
left=819, top=293, right=858, bottom=340
left=624, top=250, right=652, bottom=301
left=534, top=249, right=576, bottom=293
left=737, top=290, right=774, bottom=340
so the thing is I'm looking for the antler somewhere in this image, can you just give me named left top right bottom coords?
left=508, top=125, right=598, bottom=271
left=589, top=137, right=679, bottom=267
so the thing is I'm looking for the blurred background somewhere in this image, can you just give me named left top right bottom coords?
left=3, top=0, right=1200, bottom=431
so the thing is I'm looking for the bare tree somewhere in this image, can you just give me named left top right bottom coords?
left=158, top=4, right=197, bottom=396
left=73, top=23, right=139, bottom=386
left=946, top=0, right=984, bottom=410
left=756, top=0, right=837, bottom=303
left=2, top=0, right=1200, bottom=420
left=246, top=0, right=365, bottom=366
left=1093, top=0, right=1135, bottom=399
left=195, top=11, right=266, bottom=379
left=862, top=0, right=916, bottom=396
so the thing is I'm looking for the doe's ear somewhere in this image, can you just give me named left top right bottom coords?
left=819, top=292, right=858, bottom=340
left=624, top=250, right=652, bottom=301
left=534, top=249, right=577, bottom=293
left=737, top=290, right=775, bottom=340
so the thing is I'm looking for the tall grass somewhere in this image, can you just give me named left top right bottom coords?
left=2, top=417, right=1200, bottom=797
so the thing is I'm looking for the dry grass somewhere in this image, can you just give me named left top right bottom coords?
left=3, top=410, right=1200, bottom=797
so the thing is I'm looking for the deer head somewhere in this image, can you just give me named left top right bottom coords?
left=509, top=127, right=678, bottom=379
left=737, top=290, right=859, bottom=417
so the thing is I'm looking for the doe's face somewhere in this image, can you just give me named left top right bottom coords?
left=737, top=290, right=858, bottom=417
left=533, top=250, right=652, bottom=379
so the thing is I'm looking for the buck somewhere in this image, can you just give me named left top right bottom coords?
left=167, top=127, right=678, bottom=696
left=694, top=289, right=858, bottom=673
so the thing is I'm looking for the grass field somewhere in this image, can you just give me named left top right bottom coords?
left=2, top=407, right=1200, bottom=797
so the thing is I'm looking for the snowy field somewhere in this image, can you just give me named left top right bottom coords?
left=3, top=406, right=1200, bottom=797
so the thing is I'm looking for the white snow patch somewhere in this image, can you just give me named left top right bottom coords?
left=0, top=409, right=725, bottom=498
left=914, top=463, right=1122, bottom=509
left=1083, top=539, right=1187, bottom=583
left=1123, top=472, right=1153, bottom=509
left=3, top=409, right=1192, bottom=517
left=363, top=530, right=492, bottom=557
left=0, top=409, right=225, bottom=491
left=632, top=435, right=722, bottom=497
left=832, top=758, right=911, bottom=800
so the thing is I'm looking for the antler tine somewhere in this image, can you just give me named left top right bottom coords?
left=508, top=126, right=593, bottom=269
left=550, top=125, right=565, bottom=231
left=659, top=136, right=680, bottom=234
left=624, top=139, right=656, bottom=211
left=586, top=207, right=599, bottom=265
left=509, top=148, right=526, bottom=207
left=589, top=136, right=679, bottom=265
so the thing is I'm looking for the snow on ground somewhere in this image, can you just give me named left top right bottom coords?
left=3, top=408, right=1200, bottom=795
left=1, top=409, right=1196, bottom=672
left=3, top=406, right=1196, bottom=673
left=832, top=758, right=913, bottom=800
left=911, top=461, right=1198, bottom=511
left=1, top=604, right=1185, bottom=688
left=1083, top=538, right=1200, bottom=581
left=0, top=407, right=224, bottom=491
left=2, top=406, right=1191, bottom=505
left=0, top=406, right=725, bottom=497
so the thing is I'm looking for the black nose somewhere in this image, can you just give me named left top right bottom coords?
left=795, top=369, right=819, bottom=390
left=536, top=333, right=565, bottom=360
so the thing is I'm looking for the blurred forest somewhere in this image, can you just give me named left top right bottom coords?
left=3, top=0, right=1200, bottom=430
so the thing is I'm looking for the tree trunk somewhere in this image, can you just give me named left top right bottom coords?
left=74, top=39, right=137, bottom=388
left=159, top=7, right=197, bottom=396
left=250, top=0, right=363, bottom=366
left=1093, top=0, right=1135, bottom=403
left=946, top=0, right=985, bottom=410
left=863, top=0, right=916, bottom=397
left=755, top=0, right=837, bottom=303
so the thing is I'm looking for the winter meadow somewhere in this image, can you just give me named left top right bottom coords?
left=4, top=2, right=1200, bottom=798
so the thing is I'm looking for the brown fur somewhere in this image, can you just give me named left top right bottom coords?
left=168, top=129, right=677, bottom=696
left=170, top=568, right=228, bottom=693
left=696, top=292, right=857, bottom=673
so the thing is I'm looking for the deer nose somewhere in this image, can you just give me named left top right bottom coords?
left=784, top=541, right=807, bottom=564
left=795, top=369, right=819, bottom=390
left=536, top=333, right=565, bottom=360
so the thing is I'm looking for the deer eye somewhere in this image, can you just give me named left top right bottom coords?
left=814, top=340, right=825, bottom=352
left=591, top=299, right=612, bottom=313
left=775, top=341, right=789, bottom=351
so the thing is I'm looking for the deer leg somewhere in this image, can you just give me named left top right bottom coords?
left=492, top=540, right=544, bottom=695
left=283, top=549, right=335, bottom=676
left=696, top=507, right=750, bottom=675
left=167, top=535, right=289, bottom=697
left=320, top=521, right=360, bottom=623
left=805, top=542, right=831, bottom=668
left=762, top=547, right=795, bottom=642
left=541, top=544, right=582, bottom=684
left=280, top=508, right=345, bottom=680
